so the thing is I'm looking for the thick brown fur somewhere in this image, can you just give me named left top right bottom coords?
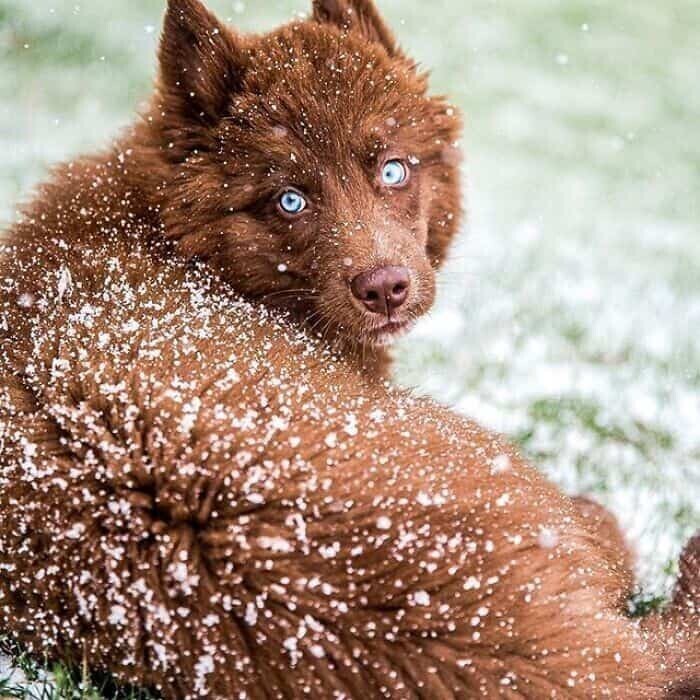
left=0, top=0, right=697, bottom=698
left=0, top=237, right=697, bottom=699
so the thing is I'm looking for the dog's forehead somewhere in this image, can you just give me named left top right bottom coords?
left=249, top=24, right=428, bottom=124
left=236, top=25, right=433, bottom=163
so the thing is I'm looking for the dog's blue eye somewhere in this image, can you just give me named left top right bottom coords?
left=278, top=190, right=307, bottom=215
left=381, top=159, right=409, bottom=187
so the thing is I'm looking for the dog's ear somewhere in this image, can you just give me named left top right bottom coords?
left=159, top=0, right=246, bottom=123
left=312, top=0, right=399, bottom=56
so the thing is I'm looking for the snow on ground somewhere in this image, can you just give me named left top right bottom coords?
left=0, top=654, right=24, bottom=684
left=0, top=652, right=57, bottom=697
left=0, top=0, right=698, bottom=691
left=393, top=0, right=700, bottom=598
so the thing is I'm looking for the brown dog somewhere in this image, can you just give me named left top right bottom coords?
left=0, top=0, right=697, bottom=697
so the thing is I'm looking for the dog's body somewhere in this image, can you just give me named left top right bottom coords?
left=0, top=0, right=697, bottom=697
left=0, top=236, right=697, bottom=699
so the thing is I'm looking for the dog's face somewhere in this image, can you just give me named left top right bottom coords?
left=151, top=0, right=462, bottom=349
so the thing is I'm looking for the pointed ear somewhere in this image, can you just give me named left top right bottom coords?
left=159, top=0, right=245, bottom=123
left=312, top=0, right=399, bottom=56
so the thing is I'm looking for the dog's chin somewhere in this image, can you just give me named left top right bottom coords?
left=364, top=319, right=415, bottom=348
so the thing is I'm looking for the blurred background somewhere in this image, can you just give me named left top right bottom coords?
left=0, top=0, right=698, bottom=604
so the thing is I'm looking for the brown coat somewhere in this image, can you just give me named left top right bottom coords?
left=1, top=230, right=697, bottom=699
left=0, top=0, right=697, bottom=698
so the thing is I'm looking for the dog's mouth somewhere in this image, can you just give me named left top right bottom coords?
left=365, top=319, right=415, bottom=347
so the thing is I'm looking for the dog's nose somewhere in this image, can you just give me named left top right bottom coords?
left=350, top=266, right=411, bottom=317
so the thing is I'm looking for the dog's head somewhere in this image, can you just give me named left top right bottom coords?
left=149, top=0, right=462, bottom=349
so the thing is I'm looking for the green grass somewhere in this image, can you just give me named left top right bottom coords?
left=0, top=637, right=156, bottom=700
left=1, top=0, right=699, bottom=696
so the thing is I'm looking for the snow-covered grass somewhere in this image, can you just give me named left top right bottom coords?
left=0, top=637, right=155, bottom=699
left=1, top=0, right=698, bottom=696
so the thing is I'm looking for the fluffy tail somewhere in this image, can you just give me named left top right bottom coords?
left=658, top=534, right=700, bottom=698
left=672, top=533, right=700, bottom=620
